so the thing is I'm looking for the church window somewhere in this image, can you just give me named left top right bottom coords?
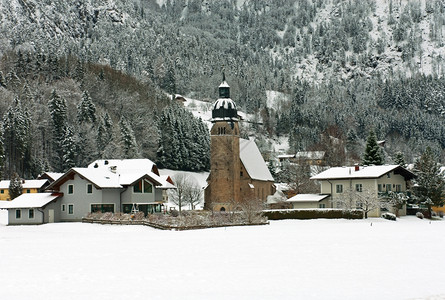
left=220, top=207, right=226, bottom=212
left=223, top=127, right=226, bottom=134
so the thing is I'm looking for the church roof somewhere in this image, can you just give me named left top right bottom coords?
left=240, top=139, right=274, bottom=182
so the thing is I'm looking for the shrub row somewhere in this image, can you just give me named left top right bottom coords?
left=263, top=209, right=363, bottom=220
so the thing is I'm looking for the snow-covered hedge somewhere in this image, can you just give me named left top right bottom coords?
left=83, top=211, right=268, bottom=230
left=263, top=209, right=363, bottom=220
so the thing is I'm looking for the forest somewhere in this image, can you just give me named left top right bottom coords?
left=0, top=0, right=445, bottom=178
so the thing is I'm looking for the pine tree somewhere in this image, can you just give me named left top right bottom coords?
left=9, top=172, right=22, bottom=200
left=413, top=146, right=445, bottom=218
left=48, top=90, right=68, bottom=171
left=61, top=126, right=77, bottom=171
left=2, top=98, right=31, bottom=177
left=394, top=151, right=406, bottom=167
left=362, top=129, right=384, bottom=165
left=119, top=117, right=138, bottom=158
left=77, top=91, right=96, bottom=124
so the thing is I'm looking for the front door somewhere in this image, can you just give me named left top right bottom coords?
left=48, top=209, right=54, bottom=223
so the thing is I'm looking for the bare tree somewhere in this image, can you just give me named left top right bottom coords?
left=238, top=197, right=265, bottom=224
left=168, top=173, right=202, bottom=215
left=333, top=187, right=381, bottom=218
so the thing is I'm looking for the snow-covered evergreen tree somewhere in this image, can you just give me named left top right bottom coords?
left=119, top=117, right=138, bottom=158
left=77, top=91, right=96, bottom=124
left=48, top=90, right=68, bottom=171
left=413, top=146, right=445, bottom=218
left=2, top=98, right=31, bottom=177
left=394, top=151, right=406, bottom=167
left=362, top=129, right=384, bottom=165
left=8, top=172, right=22, bottom=200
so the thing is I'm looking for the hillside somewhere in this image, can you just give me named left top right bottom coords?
left=1, top=0, right=445, bottom=178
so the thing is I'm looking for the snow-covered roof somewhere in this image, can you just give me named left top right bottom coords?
left=48, top=159, right=175, bottom=190
left=240, top=139, right=274, bottom=182
left=40, top=172, right=64, bottom=182
left=88, top=159, right=155, bottom=173
left=72, top=168, right=122, bottom=188
left=311, top=165, right=415, bottom=180
left=1, top=193, right=61, bottom=209
left=213, top=98, right=237, bottom=110
left=286, top=194, right=330, bottom=203
left=219, top=81, right=230, bottom=88
left=0, top=179, right=48, bottom=189
left=277, top=154, right=295, bottom=159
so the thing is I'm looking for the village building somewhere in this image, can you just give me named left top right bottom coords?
left=277, top=151, right=326, bottom=167
left=38, top=172, right=64, bottom=183
left=204, top=76, right=275, bottom=211
left=3, top=159, right=175, bottom=224
left=309, top=164, right=415, bottom=217
left=0, top=179, right=49, bottom=201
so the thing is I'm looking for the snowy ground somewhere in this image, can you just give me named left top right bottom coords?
left=0, top=210, right=444, bottom=300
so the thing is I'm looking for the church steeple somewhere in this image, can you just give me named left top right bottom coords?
left=219, top=72, right=230, bottom=98
left=212, top=73, right=238, bottom=122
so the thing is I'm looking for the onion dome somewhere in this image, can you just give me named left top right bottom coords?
left=211, top=76, right=238, bottom=122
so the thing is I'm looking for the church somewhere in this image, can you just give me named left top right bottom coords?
left=204, top=76, right=275, bottom=211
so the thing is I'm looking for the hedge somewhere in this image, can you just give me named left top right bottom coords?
left=263, top=209, right=363, bottom=220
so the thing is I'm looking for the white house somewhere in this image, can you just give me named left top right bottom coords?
left=5, top=159, right=176, bottom=224
left=310, top=165, right=415, bottom=217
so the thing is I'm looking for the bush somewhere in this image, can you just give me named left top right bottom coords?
left=416, top=212, right=424, bottom=219
left=381, top=212, right=396, bottom=221
left=439, top=211, right=444, bottom=218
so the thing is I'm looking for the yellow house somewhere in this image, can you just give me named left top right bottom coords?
left=0, top=179, right=49, bottom=201
left=310, top=165, right=415, bottom=217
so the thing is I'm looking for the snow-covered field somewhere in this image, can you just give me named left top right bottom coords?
left=0, top=210, right=444, bottom=300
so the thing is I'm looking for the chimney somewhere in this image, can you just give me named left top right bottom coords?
left=354, top=164, right=360, bottom=172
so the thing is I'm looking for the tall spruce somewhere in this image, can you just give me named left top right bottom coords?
left=9, top=172, right=22, bottom=200
left=48, top=90, right=68, bottom=171
left=362, top=129, right=384, bottom=165
left=119, top=117, right=138, bottom=158
left=413, top=146, right=445, bottom=218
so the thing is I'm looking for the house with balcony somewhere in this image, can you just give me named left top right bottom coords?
left=309, top=165, right=415, bottom=217
left=4, top=159, right=176, bottom=224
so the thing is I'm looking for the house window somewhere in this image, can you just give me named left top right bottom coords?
left=68, top=204, right=74, bottom=215
left=336, top=184, right=343, bottom=193
left=16, top=209, right=21, bottom=219
left=355, top=184, right=363, bottom=192
left=68, top=184, right=74, bottom=194
left=0, top=189, right=3, bottom=194
left=387, top=173, right=391, bottom=178
left=386, top=184, right=392, bottom=192
left=319, top=203, right=326, bottom=208
left=378, top=184, right=383, bottom=192
left=29, top=209, right=34, bottom=219
left=87, top=184, right=93, bottom=194
left=395, top=184, right=402, bottom=192
left=91, top=204, right=114, bottom=213
left=133, top=180, right=153, bottom=194
left=26, top=189, right=31, bottom=193
left=62, top=204, right=66, bottom=212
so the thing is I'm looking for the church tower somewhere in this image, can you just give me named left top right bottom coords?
left=204, top=74, right=241, bottom=211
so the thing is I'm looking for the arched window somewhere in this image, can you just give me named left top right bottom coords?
left=220, top=207, right=226, bottom=212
